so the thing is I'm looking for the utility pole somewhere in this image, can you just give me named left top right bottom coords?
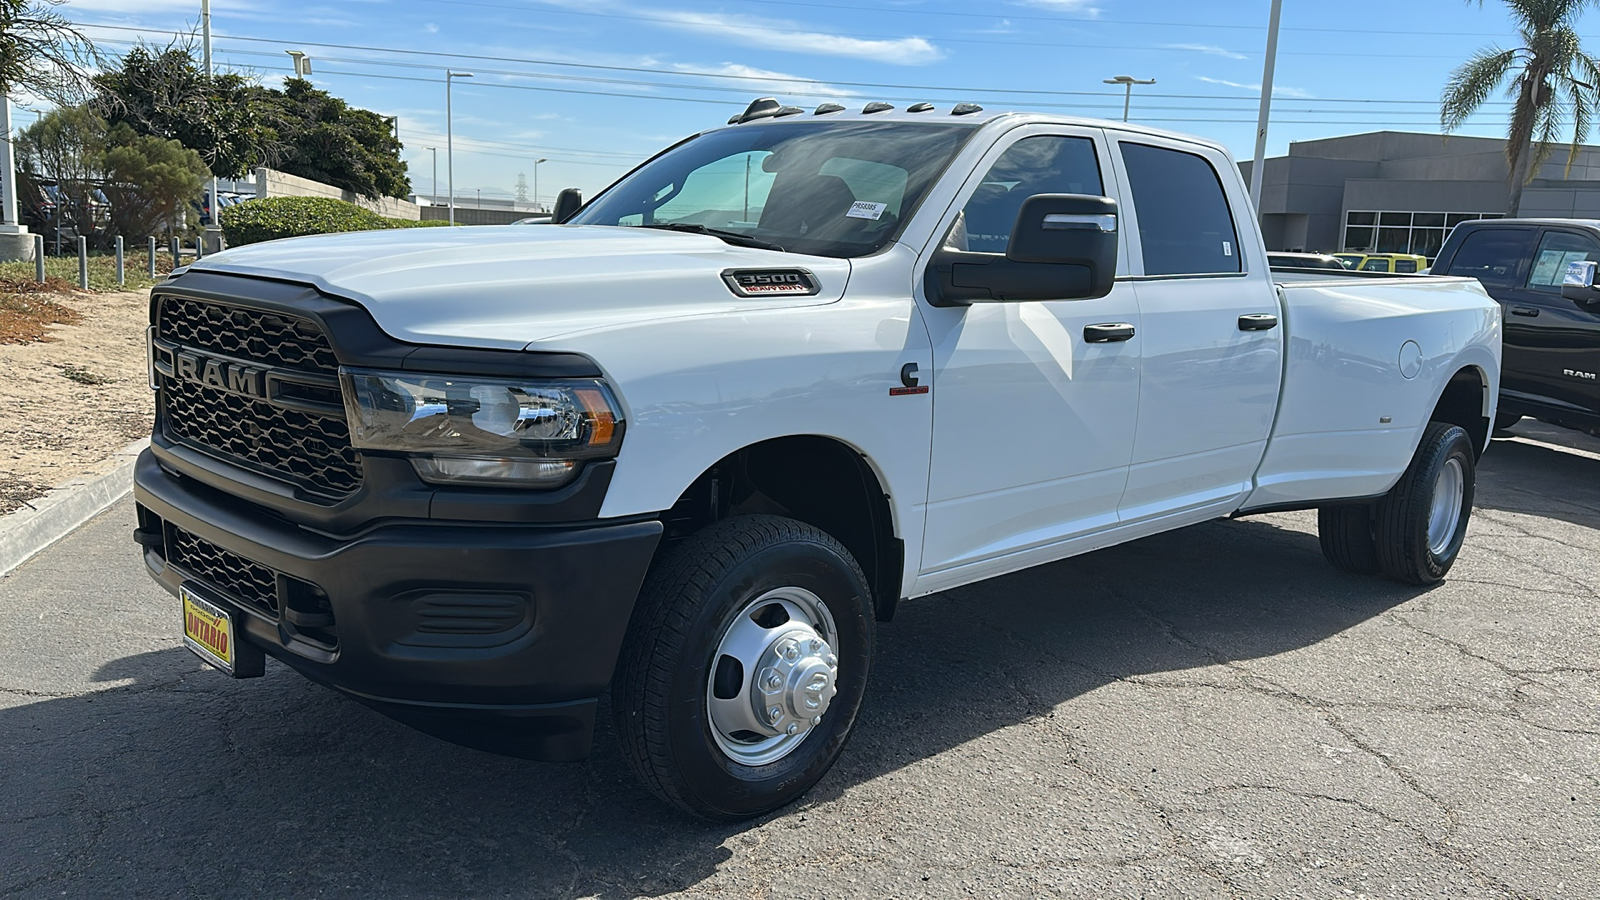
left=533, top=158, right=546, bottom=212
left=446, top=71, right=473, bottom=225
left=1249, top=0, right=1285, bottom=212
left=202, top=0, right=222, bottom=253
left=1103, top=75, right=1156, bottom=122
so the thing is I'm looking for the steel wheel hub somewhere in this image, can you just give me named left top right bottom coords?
left=1427, top=457, right=1465, bottom=556
left=706, top=587, right=839, bottom=766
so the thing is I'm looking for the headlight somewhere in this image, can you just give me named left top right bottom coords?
left=339, top=368, right=623, bottom=488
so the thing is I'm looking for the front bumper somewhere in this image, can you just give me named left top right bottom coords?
left=133, top=449, right=662, bottom=761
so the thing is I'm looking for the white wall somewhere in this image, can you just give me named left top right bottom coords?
left=253, top=168, right=421, bottom=220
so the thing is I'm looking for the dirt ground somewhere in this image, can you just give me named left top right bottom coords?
left=0, top=289, right=154, bottom=515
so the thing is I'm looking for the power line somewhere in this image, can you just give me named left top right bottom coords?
left=75, top=22, right=1518, bottom=108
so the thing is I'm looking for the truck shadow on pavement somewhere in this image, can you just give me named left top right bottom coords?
left=0, top=513, right=1438, bottom=898
left=1477, top=435, right=1600, bottom=533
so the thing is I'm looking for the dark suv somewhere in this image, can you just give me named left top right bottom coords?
left=1431, top=219, right=1600, bottom=436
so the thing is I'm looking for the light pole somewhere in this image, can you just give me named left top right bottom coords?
left=1103, top=75, right=1156, bottom=122
left=285, top=50, right=312, bottom=78
left=202, top=0, right=220, bottom=250
left=446, top=70, right=473, bottom=225
left=1249, top=0, right=1285, bottom=212
left=533, top=158, right=547, bottom=212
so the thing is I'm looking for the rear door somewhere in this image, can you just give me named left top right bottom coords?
left=1513, top=228, right=1600, bottom=415
left=1110, top=136, right=1284, bottom=522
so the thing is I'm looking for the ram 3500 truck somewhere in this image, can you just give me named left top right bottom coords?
left=134, top=99, right=1501, bottom=819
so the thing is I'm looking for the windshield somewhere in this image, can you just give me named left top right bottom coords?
left=570, top=120, right=978, bottom=258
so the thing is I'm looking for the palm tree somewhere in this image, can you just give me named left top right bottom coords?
left=1441, top=0, right=1600, bottom=216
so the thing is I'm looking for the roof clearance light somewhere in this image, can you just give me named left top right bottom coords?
left=862, top=101, right=895, bottom=114
left=907, top=102, right=935, bottom=113
left=951, top=103, right=984, bottom=116
left=814, top=103, right=846, bottom=115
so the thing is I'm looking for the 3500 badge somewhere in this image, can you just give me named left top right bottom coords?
left=721, top=268, right=820, bottom=298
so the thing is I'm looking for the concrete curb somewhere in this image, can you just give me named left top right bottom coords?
left=0, top=438, right=149, bottom=577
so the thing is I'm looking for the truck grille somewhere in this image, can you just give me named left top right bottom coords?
left=167, top=524, right=279, bottom=615
left=155, top=296, right=363, bottom=499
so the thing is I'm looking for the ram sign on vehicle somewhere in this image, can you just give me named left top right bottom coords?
left=133, top=99, right=1501, bottom=819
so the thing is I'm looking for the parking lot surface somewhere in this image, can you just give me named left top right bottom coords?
left=2, top=423, right=1597, bottom=899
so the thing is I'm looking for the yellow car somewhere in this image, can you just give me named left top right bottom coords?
left=1353, top=253, right=1429, bottom=274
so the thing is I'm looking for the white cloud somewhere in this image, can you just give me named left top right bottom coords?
left=1167, top=43, right=1248, bottom=61
left=645, top=10, right=945, bottom=65
left=670, top=63, right=858, bottom=100
left=1196, top=76, right=1313, bottom=99
left=424, top=23, right=439, bottom=34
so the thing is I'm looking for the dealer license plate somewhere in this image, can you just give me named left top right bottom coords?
left=181, top=586, right=236, bottom=674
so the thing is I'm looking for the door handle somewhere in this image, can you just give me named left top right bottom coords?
left=1510, top=306, right=1540, bottom=317
left=1083, top=323, right=1136, bottom=343
left=1238, top=313, right=1279, bottom=331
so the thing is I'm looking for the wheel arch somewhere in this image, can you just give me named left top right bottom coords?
left=1429, top=363, right=1494, bottom=458
left=657, top=435, right=904, bottom=622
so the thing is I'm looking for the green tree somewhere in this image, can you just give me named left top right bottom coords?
left=14, top=106, right=206, bottom=246
left=0, top=0, right=92, bottom=103
left=93, top=41, right=283, bottom=180
left=101, top=124, right=209, bottom=241
left=1441, top=0, right=1600, bottom=215
left=272, top=79, right=410, bottom=199
left=14, top=104, right=105, bottom=240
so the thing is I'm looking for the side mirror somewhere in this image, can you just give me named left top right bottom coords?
left=1561, top=259, right=1600, bottom=309
left=552, top=188, right=583, bottom=224
left=927, top=194, right=1118, bottom=306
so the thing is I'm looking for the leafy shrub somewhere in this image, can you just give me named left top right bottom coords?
left=221, top=196, right=449, bottom=246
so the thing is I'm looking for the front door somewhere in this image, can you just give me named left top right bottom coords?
left=917, top=127, right=1141, bottom=586
left=1508, top=228, right=1600, bottom=416
left=1110, top=136, right=1284, bottom=522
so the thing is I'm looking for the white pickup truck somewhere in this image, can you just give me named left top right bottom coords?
left=134, top=99, right=1501, bottom=819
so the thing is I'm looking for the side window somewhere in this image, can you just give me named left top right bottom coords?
left=1395, top=259, right=1419, bottom=274
left=952, top=135, right=1103, bottom=254
left=1361, top=258, right=1389, bottom=272
left=1444, top=228, right=1532, bottom=289
left=1525, top=231, right=1600, bottom=293
left=1119, top=142, right=1241, bottom=276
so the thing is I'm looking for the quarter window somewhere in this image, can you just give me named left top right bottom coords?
left=1526, top=231, right=1600, bottom=293
left=951, top=135, right=1103, bottom=253
left=1119, top=142, right=1241, bottom=276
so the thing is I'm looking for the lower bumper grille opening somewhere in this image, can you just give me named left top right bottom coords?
left=166, top=524, right=279, bottom=616
left=283, top=576, right=339, bottom=649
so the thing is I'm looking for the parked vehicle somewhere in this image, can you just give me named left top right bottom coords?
left=1355, top=253, right=1429, bottom=274
left=133, top=100, right=1501, bottom=820
left=1431, top=218, right=1600, bottom=436
left=1268, top=251, right=1350, bottom=270
left=1334, top=252, right=1367, bottom=269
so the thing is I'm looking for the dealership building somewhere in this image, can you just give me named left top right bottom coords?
left=1240, top=131, right=1600, bottom=259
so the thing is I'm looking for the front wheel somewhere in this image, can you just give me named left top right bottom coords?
left=611, top=515, right=875, bottom=820
left=1373, top=422, right=1477, bottom=585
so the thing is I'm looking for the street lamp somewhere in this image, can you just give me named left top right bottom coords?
left=285, top=50, right=312, bottom=78
left=1103, top=75, right=1156, bottom=122
left=533, top=158, right=547, bottom=212
left=446, top=70, right=473, bottom=225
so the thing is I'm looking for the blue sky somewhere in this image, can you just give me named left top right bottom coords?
left=46, top=0, right=1600, bottom=209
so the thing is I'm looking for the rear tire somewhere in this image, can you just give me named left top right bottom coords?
left=612, top=515, right=874, bottom=820
left=1373, top=422, right=1476, bottom=585
left=1317, top=505, right=1381, bottom=575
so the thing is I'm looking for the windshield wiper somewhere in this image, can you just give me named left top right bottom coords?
left=638, top=223, right=786, bottom=252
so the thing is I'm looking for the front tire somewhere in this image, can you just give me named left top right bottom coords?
left=1373, top=422, right=1476, bottom=585
left=612, top=515, right=874, bottom=820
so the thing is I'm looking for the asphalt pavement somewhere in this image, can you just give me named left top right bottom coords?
left=2, top=422, right=1597, bottom=899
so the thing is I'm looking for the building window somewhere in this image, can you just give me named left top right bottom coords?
left=1342, top=210, right=1504, bottom=261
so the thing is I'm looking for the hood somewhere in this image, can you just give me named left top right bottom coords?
left=189, top=225, right=853, bottom=349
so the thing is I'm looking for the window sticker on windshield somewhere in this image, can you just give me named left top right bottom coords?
left=847, top=200, right=887, bottom=221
